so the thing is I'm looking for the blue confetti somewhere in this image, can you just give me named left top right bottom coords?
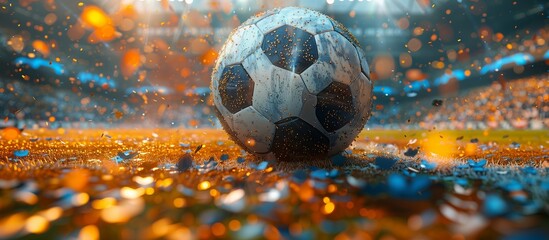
left=328, top=169, right=339, bottom=178
left=347, top=175, right=366, bottom=188
left=117, top=150, right=138, bottom=160
left=420, top=159, right=437, bottom=170
left=14, top=149, right=29, bottom=157
left=541, top=180, right=549, bottom=191
left=388, top=174, right=407, bottom=191
left=179, top=142, right=190, bottom=148
left=236, top=223, right=265, bottom=240
left=521, top=166, right=537, bottom=175
left=256, top=161, right=268, bottom=170
left=312, top=180, right=327, bottom=190
left=479, top=145, right=489, bottom=151
left=158, top=163, right=176, bottom=170
left=197, top=158, right=218, bottom=172
left=310, top=169, right=328, bottom=180
left=252, top=202, right=277, bottom=219
left=468, top=159, right=487, bottom=168
left=292, top=170, right=307, bottom=183
left=220, top=154, right=229, bottom=161
left=402, top=168, right=417, bottom=177
left=455, top=178, right=469, bottom=187
left=456, top=163, right=469, bottom=169
left=484, top=194, right=508, bottom=217
left=509, top=142, right=521, bottom=149
left=388, top=174, right=431, bottom=199
left=500, top=180, right=523, bottom=192
left=198, top=209, right=225, bottom=225
left=222, top=175, right=235, bottom=182
left=177, top=185, right=195, bottom=197
left=111, top=155, right=124, bottom=163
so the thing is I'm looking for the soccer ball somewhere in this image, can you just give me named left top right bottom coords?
left=211, top=7, right=373, bottom=161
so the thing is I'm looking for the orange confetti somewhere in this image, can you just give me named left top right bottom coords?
left=200, top=48, right=218, bottom=66
left=418, top=0, right=430, bottom=7
left=188, top=119, right=199, bottom=127
left=63, top=169, right=90, bottom=191
left=373, top=54, right=395, bottom=80
left=180, top=68, right=191, bottom=78
left=32, top=40, right=50, bottom=57
left=297, top=182, right=314, bottom=202
left=160, top=0, right=172, bottom=11
left=1, top=127, right=20, bottom=140
left=81, top=6, right=111, bottom=29
left=167, top=14, right=180, bottom=26
left=465, top=143, right=477, bottom=156
left=118, top=5, right=137, bottom=18
left=406, top=69, right=428, bottom=81
left=175, top=84, right=187, bottom=92
left=494, top=32, right=504, bottom=42
left=114, top=110, right=124, bottom=119
left=89, top=25, right=117, bottom=42
left=407, top=38, right=422, bottom=52
left=67, top=24, right=86, bottom=41
left=81, top=6, right=110, bottom=28
left=121, top=49, right=141, bottom=78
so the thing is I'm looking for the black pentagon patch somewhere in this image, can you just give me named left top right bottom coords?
left=261, top=25, right=318, bottom=74
left=271, top=117, right=330, bottom=161
left=316, top=82, right=355, bottom=132
left=330, top=19, right=360, bottom=47
left=219, top=64, right=254, bottom=114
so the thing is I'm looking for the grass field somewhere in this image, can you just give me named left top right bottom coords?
left=360, top=129, right=549, bottom=146
left=0, top=128, right=547, bottom=239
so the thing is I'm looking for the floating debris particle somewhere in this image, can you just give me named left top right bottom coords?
left=374, top=156, right=398, bottom=170
left=177, top=154, right=193, bottom=172
left=404, top=147, right=419, bottom=157
left=194, top=144, right=205, bottom=153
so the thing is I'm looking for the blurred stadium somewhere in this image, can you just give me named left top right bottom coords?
left=0, top=1, right=548, bottom=239
left=1, top=0, right=547, bottom=130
